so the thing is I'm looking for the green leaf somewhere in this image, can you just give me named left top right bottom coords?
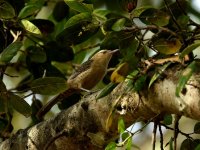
left=56, top=23, right=98, bottom=45
left=149, top=62, right=171, bottom=88
left=194, top=122, right=200, bottom=134
left=0, top=41, right=22, bottom=63
left=131, top=6, right=152, bottom=17
left=9, top=93, right=31, bottom=117
left=30, top=77, right=68, bottom=95
left=118, top=117, right=125, bottom=133
left=180, top=42, right=200, bottom=59
left=53, top=1, right=69, bottom=22
left=92, top=9, right=110, bottom=22
left=0, top=1, right=15, bottom=19
left=112, top=18, right=126, bottom=31
left=140, top=8, right=170, bottom=26
left=180, top=139, right=200, bottom=150
left=64, top=12, right=92, bottom=28
left=177, top=15, right=189, bottom=29
left=119, top=37, right=139, bottom=67
left=169, top=138, right=174, bottom=150
left=121, top=132, right=129, bottom=141
left=126, top=137, right=132, bottom=150
left=27, top=46, right=47, bottom=63
left=96, top=82, right=117, bottom=99
left=105, top=142, right=116, bottom=150
left=64, top=0, right=91, bottom=13
left=153, top=38, right=182, bottom=55
left=18, top=4, right=41, bottom=19
left=21, top=19, right=42, bottom=35
left=163, top=114, right=173, bottom=125
left=176, top=61, right=196, bottom=97
left=134, top=75, right=147, bottom=92
left=195, top=144, right=200, bottom=150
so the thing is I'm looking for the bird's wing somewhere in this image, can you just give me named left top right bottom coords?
left=69, top=59, right=93, bottom=80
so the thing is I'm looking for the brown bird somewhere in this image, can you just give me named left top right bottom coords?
left=36, top=49, right=119, bottom=119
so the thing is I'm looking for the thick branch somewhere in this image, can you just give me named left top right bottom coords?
left=1, top=65, right=200, bottom=150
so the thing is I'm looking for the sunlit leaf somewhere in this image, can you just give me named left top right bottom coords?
left=21, top=19, right=42, bottom=35
left=112, top=18, right=126, bottom=31
left=92, top=9, right=110, bottom=22
left=111, top=62, right=129, bottom=83
left=105, top=142, right=116, bottom=150
left=126, top=137, right=132, bottom=150
left=64, top=12, right=92, bottom=28
left=118, top=117, right=125, bottom=133
left=96, top=82, right=117, bottom=99
left=30, top=19, right=55, bottom=34
left=131, top=6, right=152, bottom=17
left=153, top=38, right=182, bottom=55
left=9, top=93, right=31, bottom=117
left=64, top=0, right=91, bottom=13
left=18, top=4, right=41, bottom=19
left=194, top=122, right=200, bottom=134
left=176, top=61, right=196, bottom=97
left=0, top=1, right=15, bottom=19
left=30, top=77, right=68, bottom=95
left=0, top=41, right=22, bottom=63
left=169, top=138, right=173, bottom=150
left=180, top=42, right=200, bottom=59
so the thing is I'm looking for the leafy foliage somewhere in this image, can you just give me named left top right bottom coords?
left=0, top=0, right=200, bottom=149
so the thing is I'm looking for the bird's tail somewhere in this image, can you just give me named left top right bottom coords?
left=36, top=88, right=78, bottom=120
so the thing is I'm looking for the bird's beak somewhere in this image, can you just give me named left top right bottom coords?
left=110, top=49, right=119, bottom=54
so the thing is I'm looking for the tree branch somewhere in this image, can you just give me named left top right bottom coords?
left=1, top=64, right=200, bottom=150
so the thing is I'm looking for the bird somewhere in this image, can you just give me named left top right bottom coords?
left=36, top=49, right=119, bottom=119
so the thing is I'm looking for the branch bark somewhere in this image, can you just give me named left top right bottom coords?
left=1, top=64, right=200, bottom=150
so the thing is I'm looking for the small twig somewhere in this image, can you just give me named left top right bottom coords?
left=3, top=72, right=19, bottom=78
left=123, top=25, right=177, bottom=37
left=163, top=0, right=188, bottom=47
left=160, top=123, right=193, bottom=139
left=22, top=92, right=34, bottom=99
left=163, top=0, right=181, bottom=31
left=152, top=122, right=157, bottom=150
left=10, top=30, right=22, bottom=43
left=176, top=0, right=187, bottom=15
left=174, top=115, right=181, bottom=150
left=158, top=123, right=164, bottom=150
